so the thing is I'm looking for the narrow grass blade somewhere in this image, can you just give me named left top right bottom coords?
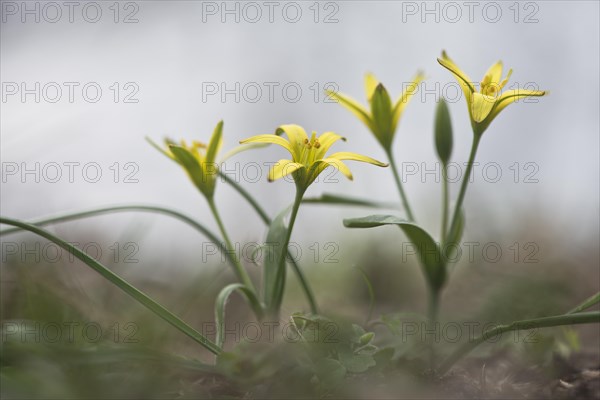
left=0, top=204, right=234, bottom=267
left=0, top=202, right=318, bottom=314
left=215, top=283, right=262, bottom=347
left=303, top=193, right=397, bottom=209
left=438, top=311, right=600, bottom=375
left=567, top=292, right=600, bottom=314
left=0, top=217, right=222, bottom=355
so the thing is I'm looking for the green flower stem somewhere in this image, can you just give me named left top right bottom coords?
left=270, top=184, right=305, bottom=316
left=219, top=171, right=318, bottom=314
left=441, top=163, right=450, bottom=244
left=447, top=134, right=481, bottom=239
left=0, top=217, right=222, bottom=356
left=386, top=150, right=415, bottom=222
left=438, top=311, right=600, bottom=376
left=206, top=197, right=257, bottom=298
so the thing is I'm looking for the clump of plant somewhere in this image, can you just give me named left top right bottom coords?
left=2, top=50, right=598, bottom=394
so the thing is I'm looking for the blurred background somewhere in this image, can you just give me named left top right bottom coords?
left=1, top=1, right=599, bottom=398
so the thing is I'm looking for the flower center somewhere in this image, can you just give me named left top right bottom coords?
left=480, top=68, right=512, bottom=98
left=181, top=140, right=207, bottom=160
left=481, top=83, right=499, bottom=97
left=192, top=140, right=207, bottom=149
left=480, top=74, right=503, bottom=97
left=299, top=132, right=321, bottom=166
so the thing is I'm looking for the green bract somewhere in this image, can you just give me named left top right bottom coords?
left=434, top=99, right=453, bottom=165
left=328, top=72, right=425, bottom=151
left=147, top=120, right=224, bottom=199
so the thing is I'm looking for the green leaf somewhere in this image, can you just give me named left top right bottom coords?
left=438, top=311, right=600, bottom=375
left=168, top=145, right=211, bottom=197
left=263, top=205, right=292, bottom=309
left=337, top=349, right=376, bottom=373
left=344, top=215, right=446, bottom=291
left=313, top=358, right=346, bottom=387
left=0, top=205, right=235, bottom=268
left=0, top=217, right=221, bottom=355
left=352, top=323, right=367, bottom=338
left=568, top=292, right=600, bottom=314
left=359, top=332, right=375, bottom=345
left=372, top=347, right=394, bottom=370
left=302, top=193, right=396, bottom=208
left=248, top=244, right=265, bottom=265
left=168, top=145, right=199, bottom=172
left=211, top=173, right=319, bottom=314
left=214, top=284, right=262, bottom=347
left=379, top=312, right=427, bottom=335
left=434, top=99, right=453, bottom=164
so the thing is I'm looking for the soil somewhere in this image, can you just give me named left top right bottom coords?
left=439, top=352, right=600, bottom=400
left=175, top=352, right=600, bottom=399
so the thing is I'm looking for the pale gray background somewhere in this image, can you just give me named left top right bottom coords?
left=1, top=1, right=598, bottom=272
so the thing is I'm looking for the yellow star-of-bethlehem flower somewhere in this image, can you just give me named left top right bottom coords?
left=327, top=72, right=425, bottom=151
left=239, top=124, right=388, bottom=189
left=437, top=51, right=547, bottom=135
left=147, top=120, right=224, bottom=199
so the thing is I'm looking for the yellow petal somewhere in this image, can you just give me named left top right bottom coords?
left=437, top=51, right=475, bottom=98
left=276, top=124, right=307, bottom=147
left=471, top=92, right=497, bottom=123
left=146, top=137, right=176, bottom=161
left=268, top=159, right=304, bottom=182
left=364, top=73, right=379, bottom=101
left=308, top=158, right=354, bottom=183
left=326, top=90, right=374, bottom=130
left=327, top=151, right=388, bottom=167
left=392, top=71, right=425, bottom=131
left=482, top=61, right=503, bottom=86
left=499, top=68, right=513, bottom=90
left=487, top=89, right=547, bottom=122
left=239, top=134, right=294, bottom=157
left=315, top=131, right=346, bottom=159
left=321, top=158, right=353, bottom=180
left=275, top=124, right=309, bottom=161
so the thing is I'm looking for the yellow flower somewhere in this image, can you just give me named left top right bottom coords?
left=437, top=51, right=547, bottom=135
left=327, top=72, right=425, bottom=151
left=147, top=120, right=223, bottom=199
left=239, top=124, right=388, bottom=189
